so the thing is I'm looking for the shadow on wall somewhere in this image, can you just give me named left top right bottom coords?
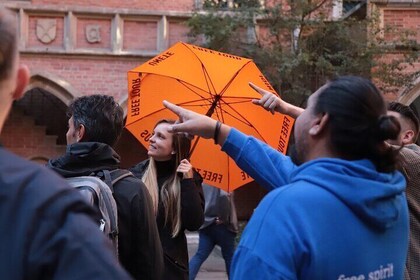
left=114, top=128, right=148, bottom=169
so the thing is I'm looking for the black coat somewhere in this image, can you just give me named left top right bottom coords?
left=0, top=146, right=131, bottom=279
left=48, top=142, right=163, bottom=280
left=129, top=159, right=204, bottom=280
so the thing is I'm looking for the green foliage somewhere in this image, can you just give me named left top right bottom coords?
left=187, top=13, right=242, bottom=52
left=187, top=0, right=419, bottom=105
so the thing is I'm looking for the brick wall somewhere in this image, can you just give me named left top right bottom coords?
left=32, top=0, right=197, bottom=12
left=21, top=55, right=146, bottom=101
left=2, top=107, right=66, bottom=161
left=123, top=21, right=159, bottom=51
left=383, top=9, right=420, bottom=42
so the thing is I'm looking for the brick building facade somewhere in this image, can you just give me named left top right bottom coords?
left=1, top=0, right=419, bottom=220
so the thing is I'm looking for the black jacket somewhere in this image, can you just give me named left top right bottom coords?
left=130, top=159, right=204, bottom=280
left=48, top=142, right=163, bottom=280
left=0, top=146, right=131, bottom=279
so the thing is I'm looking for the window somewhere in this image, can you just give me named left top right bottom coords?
left=200, top=0, right=264, bottom=9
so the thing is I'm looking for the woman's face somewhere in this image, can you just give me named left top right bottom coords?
left=148, top=122, right=174, bottom=161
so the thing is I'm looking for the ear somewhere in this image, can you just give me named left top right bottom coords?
left=309, top=113, right=329, bottom=136
left=12, top=65, right=30, bottom=100
left=401, top=129, right=415, bottom=145
left=76, top=124, right=86, bottom=142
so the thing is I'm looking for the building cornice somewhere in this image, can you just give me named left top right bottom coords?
left=370, top=0, right=420, bottom=8
left=2, top=2, right=193, bottom=18
left=1, top=2, right=194, bottom=58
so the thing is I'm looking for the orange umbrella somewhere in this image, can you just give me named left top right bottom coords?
left=126, top=42, right=294, bottom=192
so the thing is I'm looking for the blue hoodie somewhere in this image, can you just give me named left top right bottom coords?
left=223, top=129, right=408, bottom=280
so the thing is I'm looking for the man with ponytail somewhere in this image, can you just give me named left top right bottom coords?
left=162, top=76, right=408, bottom=280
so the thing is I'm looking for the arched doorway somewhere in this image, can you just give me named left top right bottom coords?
left=398, top=76, right=420, bottom=113
left=3, top=87, right=68, bottom=160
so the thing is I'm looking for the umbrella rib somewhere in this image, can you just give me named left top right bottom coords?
left=182, top=42, right=217, bottom=97
left=216, top=105, right=250, bottom=127
left=217, top=98, right=254, bottom=105
left=202, top=65, right=217, bottom=97
left=177, top=80, right=211, bottom=101
left=216, top=97, right=253, bottom=126
left=171, top=97, right=214, bottom=109
left=220, top=100, right=252, bottom=125
left=216, top=99, right=268, bottom=142
left=218, top=61, right=253, bottom=97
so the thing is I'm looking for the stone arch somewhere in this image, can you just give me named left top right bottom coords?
left=113, top=95, right=147, bottom=168
left=119, top=95, right=128, bottom=118
left=397, top=76, right=420, bottom=105
left=396, top=76, right=420, bottom=123
left=27, top=71, right=81, bottom=106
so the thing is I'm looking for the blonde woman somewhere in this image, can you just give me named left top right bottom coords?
left=130, top=119, right=204, bottom=280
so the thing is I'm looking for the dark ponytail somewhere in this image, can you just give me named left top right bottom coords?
left=314, top=76, right=401, bottom=172
left=369, top=115, right=401, bottom=172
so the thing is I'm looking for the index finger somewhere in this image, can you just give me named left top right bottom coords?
left=163, top=100, right=183, bottom=116
left=249, top=82, right=265, bottom=96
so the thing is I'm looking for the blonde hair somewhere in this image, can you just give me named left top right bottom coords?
left=142, top=119, right=191, bottom=237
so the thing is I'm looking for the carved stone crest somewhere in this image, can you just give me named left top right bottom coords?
left=36, top=19, right=57, bottom=44
left=86, top=25, right=101, bottom=43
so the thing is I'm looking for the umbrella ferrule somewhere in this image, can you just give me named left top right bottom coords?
left=207, top=95, right=221, bottom=117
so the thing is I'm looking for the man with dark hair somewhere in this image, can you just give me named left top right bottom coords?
left=48, top=94, right=163, bottom=280
left=163, top=76, right=408, bottom=279
left=387, top=102, right=420, bottom=280
left=388, top=101, right=419, bottom=146
left=0, top=8, right=131, bottom=279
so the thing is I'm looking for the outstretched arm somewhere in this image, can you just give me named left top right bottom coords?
left=163, top=100, right=230, bottom=146
left=249, top=82, right=304, bottom=118
left=163, top=100, right=296, bottom=191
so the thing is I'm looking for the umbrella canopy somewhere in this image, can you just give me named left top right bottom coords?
left=126, top=42, right=294, bottom=192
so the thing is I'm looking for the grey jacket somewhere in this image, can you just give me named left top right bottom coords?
left=201, top=184, right=238, bottom=233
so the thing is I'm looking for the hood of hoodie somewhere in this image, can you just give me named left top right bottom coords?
left=48, top=142, right=120, bottom=178
left=290, top=158, right=406, bottom=231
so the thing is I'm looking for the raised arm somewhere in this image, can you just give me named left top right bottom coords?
left=249, top=82, right=304, bottom=118
left=163, top=100, right=230, bottom=146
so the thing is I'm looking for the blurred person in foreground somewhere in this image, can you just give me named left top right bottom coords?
left=162, top=76, right=408, bottom=279
left=0, top=7, right=131, bottom=279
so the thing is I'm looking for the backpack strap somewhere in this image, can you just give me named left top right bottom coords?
left=94, top=169, right=133, bottom=192
left=109, top=169, right=134, bottom=186
left=102, top=170, right=113, bottom=191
